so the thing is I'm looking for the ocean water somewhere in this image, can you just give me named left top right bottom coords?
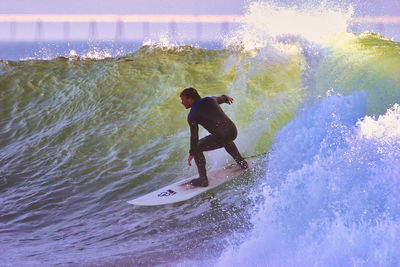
left=1, top=2, right=400, bottom=266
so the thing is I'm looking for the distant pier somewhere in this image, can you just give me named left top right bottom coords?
left=0, top=14, right=399, bottom=41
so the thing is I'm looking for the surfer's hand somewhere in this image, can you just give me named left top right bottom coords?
left=188, top=155, right=193, bottom=166
left=226, top=96, right=234, bottom=104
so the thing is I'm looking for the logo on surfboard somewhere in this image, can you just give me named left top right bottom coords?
left=157, top=189, right=177, bottom=197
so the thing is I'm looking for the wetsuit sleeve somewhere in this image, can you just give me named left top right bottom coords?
left=215, top=95, right=229, bottom=104
left=188, top=116, right=199, bottom=155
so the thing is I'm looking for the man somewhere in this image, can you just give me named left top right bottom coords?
left=180, top=87, right=248, bottom=187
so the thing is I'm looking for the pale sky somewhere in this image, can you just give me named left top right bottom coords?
left=1, top=0, right=399, bottom=15
left=0, top=0, right=245, bottom=14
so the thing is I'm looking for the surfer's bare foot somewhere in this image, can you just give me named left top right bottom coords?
left=238, top=160, right=248, bottom=170
left=190, top=177, right=208, bottom=187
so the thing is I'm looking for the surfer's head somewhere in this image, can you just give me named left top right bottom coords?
left=180, top=87, right=200, bottom=109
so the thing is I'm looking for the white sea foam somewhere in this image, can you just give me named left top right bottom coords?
left=217, top=91, right=400, bottom=266
left=142, top=34, right=196, bottom=51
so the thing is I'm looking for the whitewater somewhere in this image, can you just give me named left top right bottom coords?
left=1, top=2, right=400, bottom=266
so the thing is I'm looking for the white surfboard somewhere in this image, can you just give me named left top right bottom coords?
left=127, top=157, right=261, bottom=206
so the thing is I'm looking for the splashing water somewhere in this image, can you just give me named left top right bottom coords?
left=218, top=91, right=400, bottom=266
left=224, top=2, right=353, bottom=50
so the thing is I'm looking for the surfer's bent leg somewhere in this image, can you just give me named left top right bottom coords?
left=191, top=151, right=208, bottom=186
left=193, top=151, right=207, bottom=178
left=191, top=135, right=225, bottom=187
left=191, top=134, right=248, bottom=186
left=224, top=141, right=248, bottom=169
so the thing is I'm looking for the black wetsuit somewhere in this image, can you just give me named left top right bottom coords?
left=187, top=95, right=246, bottom=179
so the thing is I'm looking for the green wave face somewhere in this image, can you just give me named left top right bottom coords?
left=1, top=35, right=399, bottom=191
left=0, top=44, right=306, bottom=187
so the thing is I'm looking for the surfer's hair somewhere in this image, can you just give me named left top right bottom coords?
left=180, top=87, right=201, bottom=100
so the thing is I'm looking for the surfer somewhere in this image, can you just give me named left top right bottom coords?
left=180, top=87, right=248, bottom=187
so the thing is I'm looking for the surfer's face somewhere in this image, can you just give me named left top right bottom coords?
left=180, top=95, right=194, bottom=109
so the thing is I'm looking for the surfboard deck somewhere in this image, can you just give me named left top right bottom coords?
left=127, top=157, right=261, bottom=206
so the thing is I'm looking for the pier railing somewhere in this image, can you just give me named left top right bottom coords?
left=0, top=14, right=399, bottom=41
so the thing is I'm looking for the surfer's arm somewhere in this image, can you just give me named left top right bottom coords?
left=188, top=117, right=199, bottom=155
left=214, top=95, right=234, bottom=105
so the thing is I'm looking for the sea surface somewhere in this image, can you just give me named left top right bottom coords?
left=1, top=2, right=400, bottom=266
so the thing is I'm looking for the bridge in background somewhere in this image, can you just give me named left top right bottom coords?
left=0, top=14, right=399, bottom=41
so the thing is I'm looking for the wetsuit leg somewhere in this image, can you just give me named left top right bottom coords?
left=224, top=141, right=248, bottom=169
left=198, top=134, right=225, bottom=151
left=193, top=135, right=224, bottom=179
left=191, top=134, right=248, bottom=186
